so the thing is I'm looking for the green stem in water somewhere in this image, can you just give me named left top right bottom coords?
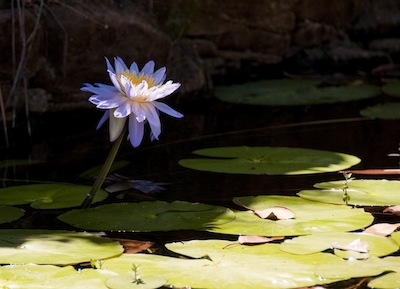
left=81, top=125, right=127, bottom=208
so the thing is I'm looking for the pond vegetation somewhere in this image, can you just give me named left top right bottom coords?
left=1, top=71, right=400, bottom=288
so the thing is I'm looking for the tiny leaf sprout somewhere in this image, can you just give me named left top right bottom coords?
left=90, top=259, right=104, bottom=269
left=342, top=172, right=353, bottom=205
left=131, top=263, right=145, bottom=285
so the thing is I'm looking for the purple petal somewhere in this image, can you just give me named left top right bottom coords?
left=114, top=101, right=132, bottom=118
left=141, top=61, right=155, bottom=75
left=105, top=57, right=115, bottom=74
left=152, top=67, right=166, bottom=85
left=153, top=101, right=183, bottom=118
left=114, top=57, right=128, bottom=75
left=142, top=104, right=161, bottom=139
left=129, top=62, right=139, bottom=75
left=96, top=111, right=109, bottom=130
left=128, top=115, right=145, bottom=147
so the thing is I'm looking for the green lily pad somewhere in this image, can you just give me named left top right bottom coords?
left=58, top=201, right=235, bottom=231
left=360, top=102, right=400, bottom=119
left=0, top=229, right=123, bottom=265
left=0, top=183, right=108, bottom=209
left=214, top=79, right=380, bottom=106
left=106, top=274, right=166, bottom=289
left=382, top=80, right=400, bottom=97
left=179, top=146, right=361, bottom=175
left=315, top=256, right=400, bottom=289
left=0, top=205, right=24, bottom=223
left=298, top=179, right=400, bottom=206
left=0, top=264, right=113, bottom=289
left=210, top=196, right=373, bottom=236
left=102, top=240, right=346, bottom=289
left=280, top=232, right=399, bottom=258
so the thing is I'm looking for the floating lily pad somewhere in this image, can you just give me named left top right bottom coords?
left=102, top=240, right=346, bottom=289
left=382, top=80, right=400, bottom=97
left=58, top=201, right=235, bottom=231
left=0, top=229, right=123, bottom=265
left=0, top=183, right=108, bottom=209
left=209, top=196, right=373, bottom=236
left=280, top=232, right=399, bottom=259
left=298, top=179, right=400, bottom=206
left=315, top=256, right=400, bottom=289
left=0, top=205, right=24, bottom=223
left=0, top=264, right=113, bottom=289
left=360, top=102, right=400, bottom=119
left=179, top=146, right=361, bottom=175
left=106, top=274, right=166, bottom=289
left=214, top=79, right=380, bottom=106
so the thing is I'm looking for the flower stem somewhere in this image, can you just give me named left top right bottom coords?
left=81, top=126, right=127, bottom=208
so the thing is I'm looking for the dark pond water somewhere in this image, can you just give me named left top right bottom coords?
left=1, top=95, right=400, bottom=288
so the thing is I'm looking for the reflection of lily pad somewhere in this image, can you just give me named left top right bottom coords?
left=0, top=159, right=40, bottom=170
left=280, top=232, right=399, bottom=259
left=0, top=205, right=24, bottom=223
left=0, top=229, right=123, bottom=265
left=179, top=146, right=361, bottom=175
left=58, top=201, right=235, bottom=231
left=0, top=265, right=113, bottom=289
left=382, top=80, right=400, bottom=97
left=298, top=179, right=400, bottom=206
left=214, top=79, right=380, bottom=106
left=103, top=241, right=346, bottom=289
left=360, top=102, right=400, bottom=119
left=210, top=196, right=373, bottom=236
left=0, top=184, right=108, bottom=209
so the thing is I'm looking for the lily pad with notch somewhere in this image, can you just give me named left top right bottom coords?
left=179, top=146, right=361, bottom=175
left=58, top=201, right=235, bottom=231
left=214, top=79, right=380, bottom=106
left=209, top=196, right=373, bottom=236
left=298, top=179, right=400, bottom=206
left=0, top=183, right=108, bottom=209
left=0, top=229, right=123, bottom=265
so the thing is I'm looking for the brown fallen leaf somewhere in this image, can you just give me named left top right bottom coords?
left=332, top=238, right=369, bottom=253
left=111, top=238, right=154, bottom=254
left=383, top=205, right=400, bottom=216
left=363, top=223, right=400, bottom=236
left=340, top=169, right=400, bottom=175
left=253, top=206, right=295, bottom=220
left=238, top=235, right=284, bottom=244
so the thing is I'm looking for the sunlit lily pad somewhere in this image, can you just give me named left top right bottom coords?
left=106, top=274, right=166, bottom=289
left=102, top=240, right=346, bottom=289
left=280, top=232, right=399, bottom=258
left=58, top=201, right=235, bottom=231
left=0, top=205, right=24, bottom=223
left=0, top=264, right=113, bottom=289
left=0, top=183, right=108, bottom=209
left=360, top=102, right=400, bottom=119
left=0, top=229, right=123, bottom=265
left=179, top=146, right=361, bottom=175
left=298, top=179, right=400, bottom=206
left=382, top=80, right=400, bottom=97
left=214, top=79, right=380, bottom=106
left=210, top=196, right=373, bottom=236
left=315, top=256, right=400, bottom=289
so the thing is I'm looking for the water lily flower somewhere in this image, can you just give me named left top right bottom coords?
left=82, top=57, right=183, bottom=147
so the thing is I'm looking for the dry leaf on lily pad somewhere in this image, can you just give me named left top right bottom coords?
left=383, top=205, right=400, bottom=215
left=253, top=207, right=295, bottom=220
left=364, top=223, right=400, bottom=237
left=110, top=238, right=154, bottom=254
left=238, top=235, right=284, bottom=245
left=332, top=238, right=369, bottom=253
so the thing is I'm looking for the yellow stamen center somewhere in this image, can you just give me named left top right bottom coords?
left=120, top=70, right=156, bottom=88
